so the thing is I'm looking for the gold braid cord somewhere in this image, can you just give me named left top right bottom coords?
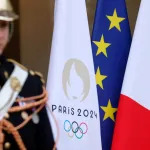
left=0, top=87, right=48, bottom=150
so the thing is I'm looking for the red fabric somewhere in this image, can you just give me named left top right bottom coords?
left=111, top=94, right=150, bottom=150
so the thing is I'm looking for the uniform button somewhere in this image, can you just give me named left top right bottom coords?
left=4, top=113, right=10, bottom=119
left=4, top=142, right=11, bottom=149
left=32, top=113, right=40, bottom=124
left=4, top=71, right=9, bottom=79
left=21, top=111, right=28, bottom=120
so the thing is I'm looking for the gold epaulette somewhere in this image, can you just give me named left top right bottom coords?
left=29, top=71, right=45, bottom=84
left=7, top=59, right=28, bottom=71
left=34, top=71, right=45, bottom=84
left=7, top=59, right=45, bottom=84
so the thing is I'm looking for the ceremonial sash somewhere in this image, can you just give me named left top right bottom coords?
left=0, top=64, right=28, bottom=120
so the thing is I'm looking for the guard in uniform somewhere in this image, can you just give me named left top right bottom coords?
left=0, top=0, right=55, bottom=149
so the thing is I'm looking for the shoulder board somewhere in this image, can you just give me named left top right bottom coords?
left=34, top=71, right=43, bottom=78
left=34, top=71, right=45, bottom=84
left=29, top=70, right=45, bottom=84
left=7, top=59, right=45, bottom=84
left=7, top=59, right=28, bottom=71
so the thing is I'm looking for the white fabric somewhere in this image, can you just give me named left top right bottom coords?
left=0, top=0, right=12, bottom=11
left=0, top=16, right=13, bottom=21
left=47, top=0, right=102, bottom=149
left=121, top=0, right=150, bottom=109
left=0, top=65, right=28, bottom=120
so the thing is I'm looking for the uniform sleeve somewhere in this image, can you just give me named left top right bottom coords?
left=34, top=75, right=55, bottom=150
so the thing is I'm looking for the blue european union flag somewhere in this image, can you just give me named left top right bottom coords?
left=91, top=0, right=131, bottom=149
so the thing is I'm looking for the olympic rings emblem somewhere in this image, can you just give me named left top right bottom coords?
left=64, top=120, right=88, bottom=139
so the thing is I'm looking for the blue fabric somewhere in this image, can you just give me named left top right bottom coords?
left=91, top=0, right=131, bottom=149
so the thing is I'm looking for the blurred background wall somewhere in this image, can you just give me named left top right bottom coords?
left=8, top=0, right=141, bottom=81
left=19, top=0, right=54, bottom=79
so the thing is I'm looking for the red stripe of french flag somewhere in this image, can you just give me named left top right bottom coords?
left=111, top=0, right=150, bottom=149
left=112, top=95, right=150, bottom=150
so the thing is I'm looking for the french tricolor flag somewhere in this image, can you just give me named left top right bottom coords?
left=111, top=0, right=150, bottom=149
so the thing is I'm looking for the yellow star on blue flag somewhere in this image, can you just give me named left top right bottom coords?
left=93, top=34, right=111, bottom=57
left=91, top=0, right=131, bottom=149
left=107, top=9, right=125, bottom=31
left=101, top=100, right=117, bottom=122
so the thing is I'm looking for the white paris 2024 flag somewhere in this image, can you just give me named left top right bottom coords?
left=46, top=0, right=102, bottom=149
